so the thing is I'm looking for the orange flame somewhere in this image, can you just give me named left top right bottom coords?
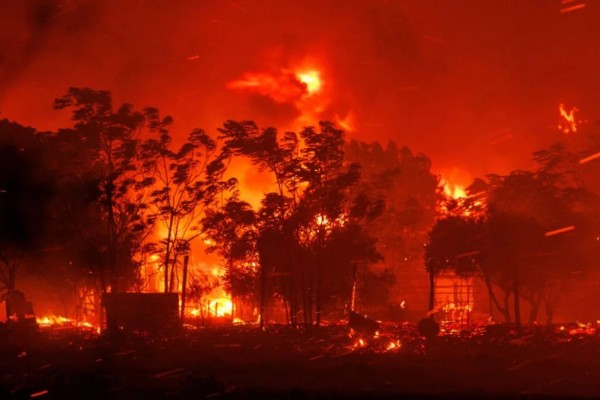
left=296, top=70, right=322, bottom=95
left=443, top=183, right=467, bottom=200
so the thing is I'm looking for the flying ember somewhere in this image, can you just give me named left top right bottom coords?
left=558, top=103, right=579, bottom=133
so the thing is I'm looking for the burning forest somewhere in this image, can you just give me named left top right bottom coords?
left=1, top=1, right=600, bottom=399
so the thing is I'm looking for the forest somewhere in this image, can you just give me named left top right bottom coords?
left=1, top=88, right=599, bottom=332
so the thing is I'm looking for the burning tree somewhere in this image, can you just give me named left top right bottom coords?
left=426, top=140, right=600, bottom=330
left=202, top=198, right=259, bottom=314
left=53, top=88, right=157, bottom=294
left=346, top=140, right=441, bottom=313
left=212, top=120, right=383, bottom=326
left=140, top=109, right=235, bottom=294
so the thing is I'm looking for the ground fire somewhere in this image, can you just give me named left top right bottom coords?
left=1, top=1, right=600, bottom=399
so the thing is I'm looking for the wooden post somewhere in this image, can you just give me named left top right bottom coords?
left=180, top=255, right=189, bottom=323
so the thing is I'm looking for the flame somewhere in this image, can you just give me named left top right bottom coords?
left=296, top=70, right=322, bottom=95
left=36, top=315, right=95, bottom=329
left=208, top=297, right=233, bottom=317
left=444, top=183, right=467, bottom=200
left=558, top=103, right=578, bottom=133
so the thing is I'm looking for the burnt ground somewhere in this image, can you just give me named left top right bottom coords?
left=1, top=323, right=600, bottom=399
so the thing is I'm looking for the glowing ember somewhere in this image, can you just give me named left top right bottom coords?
left=579, top=151, right=600, bottom=165
left=386, top=340, right=401, bottom=351
left=544, top=225, right=575, bottom=237
left=558, top=103, right=579, bottom=133
left=36, top=315, right=96, bottom=329
left=560, top=2, right=586, bottom=13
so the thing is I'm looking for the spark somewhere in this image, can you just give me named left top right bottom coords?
left=187, top=55, right=200, bottom=61
left=31, top=390, right=49, bottom=398
left=560, top=3, right=586, bottom=13
left=455, top=250, right=481, bottom=258
left=545, top=225, right=576, bottom=237
left=422, top=35, right=448, bottom=44
left=154, top=367, right=185, bottom=379
left=579, top=151, right=600, bottom=164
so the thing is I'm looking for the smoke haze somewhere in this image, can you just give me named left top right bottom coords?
left=1, top=0, right=599, bottom=186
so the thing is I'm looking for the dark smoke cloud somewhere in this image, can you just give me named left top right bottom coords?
left=1, top=0, right=599, bottom=184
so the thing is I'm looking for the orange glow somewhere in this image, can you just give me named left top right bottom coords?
left=558, top=103, right=579, bottom=133
left=36, top=315, right=95, bottom=329
left=208, top=297, right=233, bottom=317
left=386, top=340, right=401, bottom=351
left=296, top=70, right=322, bottom=95
left=444, top=183, right=467, bottom=200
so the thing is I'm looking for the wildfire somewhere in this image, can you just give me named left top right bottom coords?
left=558, top=103, right=579, bottom=134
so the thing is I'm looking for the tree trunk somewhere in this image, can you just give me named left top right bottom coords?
left=164, top=214, right=175, bottom=293
left=180, top=255, right=189, bottom=322
left=259, top=260, right=266, bottom=329
left=428, top=270, right=435, bottom=318
left=528, top=291, right=542, bottom=324
left=315, top=261, right=322, bottom=327
left=512, top=269, right=522, bottom=334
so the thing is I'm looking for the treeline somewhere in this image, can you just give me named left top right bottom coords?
left=0, top=88, right=440, bottom=325
left=1, top=87, right=599, bottom=327
left=426, top=142, right=600, bottom=329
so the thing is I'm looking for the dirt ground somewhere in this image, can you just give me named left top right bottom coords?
left=1, top=322, right=599, bottom=399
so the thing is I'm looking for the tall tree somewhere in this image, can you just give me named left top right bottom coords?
left=0, top=120, right=56, bottom=319
left=216, top=121, right=383, bottom=326
left=346, top=140, right=441, bottom=311
left=54, top=88, right=155, bottom=293
left=142, top=109, right=235, bottom=293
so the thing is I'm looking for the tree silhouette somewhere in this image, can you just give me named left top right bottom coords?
left=141, top=109, right=235, bottom=293
left=54, top=88, right=155, bottom=293
left=216, top=121, right=382, bottom=326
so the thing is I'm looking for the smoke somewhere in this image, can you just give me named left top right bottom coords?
left=1, top=0, right=600, bottom=185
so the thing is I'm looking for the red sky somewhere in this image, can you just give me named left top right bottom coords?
left=1, top=0, right=599, bottom=188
